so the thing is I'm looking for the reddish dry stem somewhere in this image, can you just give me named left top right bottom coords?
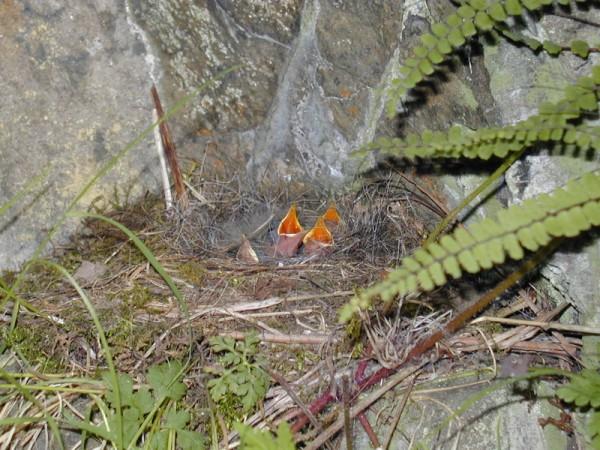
left=291, top=391, right=335, bottom=433
left=291, top=242, right=562, bottom=442
left=151, top=84, right=189, bottom=209
left=357, top=413, right=380, bottom=448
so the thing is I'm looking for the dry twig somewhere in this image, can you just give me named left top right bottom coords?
left=382, top=371, right=419, bottom=450
left=218, top=331, right=334, bottom=345
left=304, top=363, right=426, bottom=450
left=151, top=84, right=189, bottom=209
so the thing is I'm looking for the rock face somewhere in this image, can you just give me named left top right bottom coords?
left=346, top=376, right=568, bottom=450
left=0, top=0, right=160, bottom=269
left=128, top=0, right=497, bottom=182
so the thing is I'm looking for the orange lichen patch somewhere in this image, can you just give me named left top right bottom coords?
left=303, top=216, right=333, bottom=247
left=195, top=127, right=213, bottom=137
left=278, top=203, right=303, bottom=236
left=347, top=105, right=360, bottom=118
left=339, top=87, right=352, bottom=98
left=322, top=204, right=341, bottom=225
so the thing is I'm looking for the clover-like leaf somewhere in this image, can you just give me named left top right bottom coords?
left=209, top=336, right=236, bottom=353
left=178, top=430, right=207, bottom=450
left=235, top=422, right=296, bottom=450
left=103, top=372, right=134, bottom=408
left=122, top=407, right=142, bottom=446
left=131, top=387, right=154, bottom=415
left=165, top=409, right=190, bottom=430
left=207, top=377, right=228, bottom=401
left=148, top=430, right=168, bottom=450
left=147, top=361, right=186, bottom=401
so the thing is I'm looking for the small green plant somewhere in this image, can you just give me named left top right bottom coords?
left=384, top=0, right=599, bottom=114
left=207, top=333, right=270, bottom=417
left=66, top=360, right=205, bottom=450
left=342, top=0, right=600, bottom=320
left=338, top=1, right=600, bottom=444
left=341, top=171, right=600, bottom=319
left=234, top=422, right=296, bottom=450
left=557, top=369, right=600, bottom=448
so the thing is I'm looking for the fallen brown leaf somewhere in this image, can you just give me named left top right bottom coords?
left=236, top=235, right=259, bottom=263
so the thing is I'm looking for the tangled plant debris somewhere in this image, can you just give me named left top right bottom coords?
left=1, top=161, right=592, bottom=448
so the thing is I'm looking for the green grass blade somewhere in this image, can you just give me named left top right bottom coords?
left=34, top=260, right=123, bottom=448
left=424, top=148, right=525, bottom=245
left=59, top=213, right=192, bottom=449
left=0, top=416, right=46, bottom=426
left=67, top=212, right=188, bottom=317
left=0, top=367, right=65, bottom=450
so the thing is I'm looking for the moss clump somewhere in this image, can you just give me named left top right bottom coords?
left=13, top=264, right=63, bottom=296
left=291, top=347, right=320, bottom=372
left=123, top=282, right=153, bottom=308
left=178, top=260, right=206, bottom=286
left=97, top=307, right=159, bottom=357
left=1, top=324, right=64, bottom=373
left=58, top=252, right=83, bottom=274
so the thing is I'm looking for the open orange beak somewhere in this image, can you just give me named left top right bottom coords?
left=277, top=203, right=303, bottom=236
left=303, top=216, right=333, bottom=247
left=322, top=204, right=341, bottom=226
left=273, top=203, right=305, bottom=257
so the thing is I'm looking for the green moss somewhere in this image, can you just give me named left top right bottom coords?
left=215, top=391, right=247, bottom=428
left=178, top=260, right=206, bottom=286
left=229, top=276, right=244, bottom=289
left=350, top=342, right=363, bottom=359
left=1, top=324, right=64, bottom=372
left=344, top=314, right=362, bottom=342
left=97, top=305, right=159, bottom=355
left=479, top=320, right=504, bottom=335
left=291, top=347, right=320, bottom=373
left=123, top=282, right=153, bottom=308
left=58, top=252, right=83, bottom=274
left=29, top=262, right=63, bottom=287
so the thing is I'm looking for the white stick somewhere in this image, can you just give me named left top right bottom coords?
left=153, top=109, right=172, bottom=210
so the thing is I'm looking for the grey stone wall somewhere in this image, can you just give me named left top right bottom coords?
left=0, top=0, right=160, bottom=269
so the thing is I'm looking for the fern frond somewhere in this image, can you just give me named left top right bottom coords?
left=386, top=0, right=556, bottom=115
left=494, top=24, right=595, bottom=59
left=363, top=65, right=600, bottom=160
left=340, top=171, right=600, bottom=321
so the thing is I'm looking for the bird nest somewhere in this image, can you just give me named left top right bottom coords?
left=1, top=163, right=582, bottom=448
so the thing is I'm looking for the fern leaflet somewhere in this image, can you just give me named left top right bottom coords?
left=362, top=65, right=600, bottom=161
left=340, top=171, right=600, bottom=320
left=385, top=0, right=558, bottom=115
